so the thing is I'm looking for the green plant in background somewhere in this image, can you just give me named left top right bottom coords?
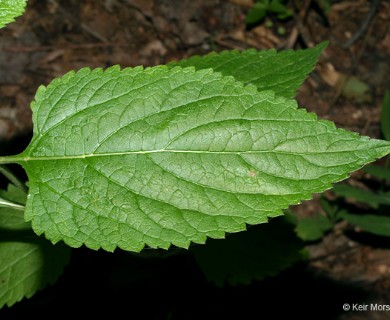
left=381, top=90, right=390, bottom=142
left=245, top=0, right=331, bottom=28
left=0, top=0, right=70, bottom=309
left=0, top=184, right=71, bottom=307
left=318, top=0, right=331, bottom=13
left=2, top=0, right=390, bottom=309
left=295, top=197, right=335, bottom=241
left=332, top=91, right=390, bottom=237
left=246, top=0, right=292, bottom=25
left=193, top=215, right=306, bottom=286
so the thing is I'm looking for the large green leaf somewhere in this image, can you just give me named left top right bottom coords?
left=0, top=185, right=71, bottom=309
left=168, top=43, right=327, bottom=99
left=2, top=66, right=390, bottom=252
left=0, top=0, right=27, bottom=29
left=192, top=217, right=306, bottom=286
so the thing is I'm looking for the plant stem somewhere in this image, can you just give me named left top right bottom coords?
left=0, top=197, right=25, bottom=211
left=0, top=155, right=21, bottom=165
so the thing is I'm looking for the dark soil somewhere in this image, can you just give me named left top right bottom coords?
left=1, top=1, right=390, bottom=319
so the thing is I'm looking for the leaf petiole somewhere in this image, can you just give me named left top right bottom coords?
left=0, top=196, right=25, bottom=211
left=0, top=155, right=22, bottom=165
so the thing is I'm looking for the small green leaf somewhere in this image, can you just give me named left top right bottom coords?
left=245, top=3, right=267, bottom=24
left=0, top=165, right=28, bottom=193
left=0, top=0, right=27, bottom=29
left=381, top=90, right=390, bottom=141
left=4, top=66, right=390, bottom=252
left=295, top=214, right=333, bottom=241
left=333, top=184, right=390, bottom=208
left=316, top=0, right=331, bottom=13
left=192, top=217, right=306, bottom=286
left=168, top=43, right=327, bottom=99
left=364, top=164, right=390, bottom=181
left=0, top=186, right=70, bottom=309
left=268, top=1, right=292, bottom=18
left=339, top=211, right=390, bottom=237
left=342, top=77, right=371, bottom=103
left=0, top=184, right=26, bottom=205
left=319, top=197, right=339, bottom=221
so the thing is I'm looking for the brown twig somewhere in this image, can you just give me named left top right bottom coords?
left=48, top=0, right=109, bottom=43
left=214, top=37, right=247, bottom=50
left=344, top=0, right=381, bottom=48
left=286, top=0, right=314, bottom=49
left=308, top=245, right=359, bottom=263
left=329, top=1, right=380, bottom=111
left=3, top=43, right=132, bottom=52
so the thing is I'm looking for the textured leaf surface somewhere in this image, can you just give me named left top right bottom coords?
left=0, top=0, right=27, bottom=29
left=168, top=43, right=327, bottom=99
left=8, top=66, right=390, bottom=252
left=0, top=185, right=70, bottom=308
left=192, top=217, right=306, bottom=285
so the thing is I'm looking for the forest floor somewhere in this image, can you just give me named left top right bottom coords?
left=1, top=1, right=390, bottom=319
